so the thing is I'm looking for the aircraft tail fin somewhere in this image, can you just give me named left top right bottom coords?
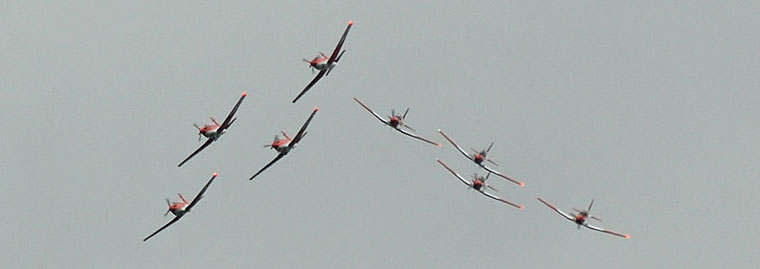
left=335, top=50, right=346, bottom=62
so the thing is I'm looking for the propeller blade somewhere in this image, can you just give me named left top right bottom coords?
left=164, top=198, right=171, bottom=217
left=487, top=142, right=494, bottom=153
left=193, top=123, right=201, bottom=130
left=486, top=158, right=499, bottom=166
left=403, top=108, right=409, bottom=119
left=486, top=185, right=498, bottom=192
left=391, top=109, right=396, bottom=117
left=588, top=199, right=595, bottom=212
left=591, top=216, right=603, bottom=222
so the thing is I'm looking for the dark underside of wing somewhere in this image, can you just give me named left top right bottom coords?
left=220, top=94, right=247, bottom=129
left=250, top=152, right=287, bottom=181
left=293, top=70, right=326, bottom=103
left=186, top=173, right=218, bottom=210
left=290, top=108, right=319, bottom=146
left=327, top=22, right=353, bottom=63
left=178, top=138, right=214, bottom=167
left=143, top=216, right=182, bottom=242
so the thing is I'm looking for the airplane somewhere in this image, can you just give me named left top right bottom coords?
left=353, top=97, right=441, bottom=147
left=438, top=129, right=524, bottom=187
left=436, top=159, right=523, bottom=210
left=250, top=107, right=319, bottom=181
left=178, top=92, right=247, bottom=167
left=536, top=197, right=631, bottom=239
left=292, top=20, right=354, bottom=103
left=143, top=172, right=218, bottom=242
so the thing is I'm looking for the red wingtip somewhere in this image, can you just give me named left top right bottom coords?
left=436, top=143, right=442, bottom=148
left=213, top=172, right=218, bottom=177
left=520, top=182, right=525, bottom=187
left=348, top=20, right=353, bottom=25
left=314, top=106, right=319, bottom=111
left=625, top=234, right=631, bottom=239
left=242, top=92, right=247, bottom=97
left=519, top=205, right=525, bottom=210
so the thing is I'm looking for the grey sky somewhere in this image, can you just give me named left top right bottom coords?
left=2, top=1, right=759, bottom=268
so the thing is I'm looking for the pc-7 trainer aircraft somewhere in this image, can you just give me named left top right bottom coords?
left=438, top=129, right=524, bottom=187
left=537, top=197, right=630, bottom=239
left=143, top=172, right=218, bottom=242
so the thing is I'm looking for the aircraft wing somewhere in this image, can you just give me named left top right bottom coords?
left=250, top=152, right=287, bottom=181
left=396, top=128, right=441, bottom=147
left=438, top=130, right=475, bottom=161
left=353, top=97, right=389, bottom=125
left=480, top=164, right=525, bottom=187
left=186, top=172, right=218, bottom=211
left=292, top=69, right=327, bottom=103
left=585, top=223, right=631, bottom=239
left=536, top=197, right=576, bottom=222
left=327, top=20, right=353, bottom=64
left=220, top=92, right=247, bottom=130
left=480, top=191, right=524, bottom=210
left=436, top=159, right=472, bottom=188
left=290, top=107, right=319, bottom=146
left=143, top=215, right=182, bottom=242
left=178, top=138, right=214, bottom=167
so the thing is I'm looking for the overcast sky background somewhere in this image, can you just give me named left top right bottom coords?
left=2, top=1, right=759, bottom=268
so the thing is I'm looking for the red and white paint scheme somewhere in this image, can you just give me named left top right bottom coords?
left=194, top=118, right=222, bottom=140
left=437, top=159, right=524, bottom=210
left=250, top=107, right=319, bottom=181
left=178, top=92, right=247, bottom=167
left=353, top=97, right=441, bottom=147
left=143, top=172, right=219, bottom=242
left=293, top=20, right=354, bottom=103
left=438, top=129, right=524, bottom=187
left=536, top=197, right=631, bottom=239
left=165, top=194, right=190, bottom=217
left=303, top=52, right=331, bottom=72
left=267, top=131, right=295, bottom=153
